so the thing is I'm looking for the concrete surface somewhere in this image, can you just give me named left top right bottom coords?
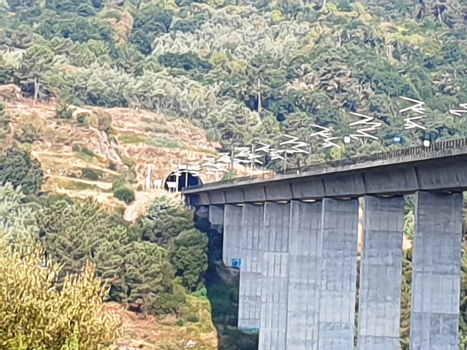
left=410, top=191, right=463, bottom=350
left=223, top=204, right=243, bottom=267
left=238, top=203, right=263, bottom=329
left=259, top=202, right=290, bottom=350
left=318, top=198, right=359, bottom=350
left=358, top=196, right=404, bottom=350
left=287, top=200, right=322, bottom=350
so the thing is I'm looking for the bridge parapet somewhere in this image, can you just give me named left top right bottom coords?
left=183, top=137, right=467, bottom=206
left=184, top=137, right=467, bottom=194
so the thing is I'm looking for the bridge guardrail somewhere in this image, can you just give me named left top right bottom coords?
left=188, top=137, right=467, bottom=190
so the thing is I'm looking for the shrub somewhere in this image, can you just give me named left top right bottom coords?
left=170, top=228, right=208, bottom=291
left=185, top=314, right=200, bottom=323
left=113, top=185, right=135, bottom=204
left=0, top=239, right=122, bottom=350
left=56, top=104, right=73, bottom=120
left=0, top=146, right=44, bottom=195
left=14, top=123, right=38, bottom=143
left=112, top=176, right=126, bottom=191
left=76, top=112, right=88, bottom=125
left=81, top=168, right=102, bottom=181
left=141, top=197, right=194, bottom=247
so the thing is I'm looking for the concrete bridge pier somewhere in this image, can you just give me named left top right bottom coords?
left=223, top=203, right=263, bottom=330
left=223, top=204, right=243, bottom=267
left=239, top=203, right=263, bottom=329
left=358, top=196, right=404, bottom=350
left=318, top=198, right=359, bottom=350
left=208, top=204, right=224, bottom=228
left=259, top=202, right=290, bottom=350
left=286, top=200, right=322, bottom=350
left=410, top=191, right=463, bottom=350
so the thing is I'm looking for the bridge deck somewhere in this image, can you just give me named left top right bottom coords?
left=183, top=138, right=467, bottom=196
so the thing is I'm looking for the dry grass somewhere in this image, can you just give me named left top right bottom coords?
left=2, top=91, right=267, bottom=212
left=0, top=92, right=253, bottom=210
left=102, top=298, right=218, bottom=350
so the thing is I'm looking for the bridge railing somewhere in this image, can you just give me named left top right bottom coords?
left=189, top=137, right=467, bottom=189
left=286, top=137, right=467, bottom=175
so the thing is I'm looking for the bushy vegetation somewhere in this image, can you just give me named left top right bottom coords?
left=32, top=193, right=208, bottom=316
left=111, top=175, right=135, bottom=204
left=1, top=0, right=467, bottom=164
left=3, top=0, right=467, bottom=347
left=0, top=239, right=121, bottom=350
left=56, top=104, right=73, bottom=120
left=0, top=148, right=210, bottom=347
left=0, top=101, right=10, bottom=144
left=0, top=146, right=44, bottom=195
left=113, top=185, right=135, bottom=203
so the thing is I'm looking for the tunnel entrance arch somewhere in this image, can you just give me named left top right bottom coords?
left=164, top=170, right=202, bottom=192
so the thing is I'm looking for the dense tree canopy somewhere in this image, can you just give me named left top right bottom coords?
left=34, top=194, right=208, bottom=315
left=0, top=146, right=44, bottom=195
left=3, top=0, right=467, bottom=347
left=2, top=0, right=467, bottom=164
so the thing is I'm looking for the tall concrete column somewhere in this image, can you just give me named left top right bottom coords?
left=358, top=196, right=404, bottom=350
left=209, top=204, right=224, bottom=226
left=287, top=200, right=322, bottom=350
left=223, top=204, right=243, bottom=267
left=318, top=198, right=359, bottom=350
left=238, top=203, right=263, bottom=330
left=410, top=191, right=463, bottom=350
left=259, top=202, right=290, bottom=350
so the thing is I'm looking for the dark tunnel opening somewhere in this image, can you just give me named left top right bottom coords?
left=164, top=170, right=202, bottom=192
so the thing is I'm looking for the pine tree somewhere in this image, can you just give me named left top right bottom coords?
left=124, top=241, right=177, bottom=314
left=94, top=225, right=134, bottom=303
left=38, top=196, right=183, bottom=315
left=0, top=101, right=10, bottom=146
left=0, top=183, right=39, bottom=248
left=141, top=197, right=195, bottom=248
left=38, top=197, right=111, bottom=276
left=0, top=146, right=43, bottom=195
left=170, top=228, right=208, bottom=292
left=13, top=44, right=54, bottom=100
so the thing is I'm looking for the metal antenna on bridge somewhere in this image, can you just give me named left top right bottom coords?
left=251, top=143, right=256, bottom=170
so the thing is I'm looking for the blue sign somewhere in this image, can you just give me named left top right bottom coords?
left=231, top=258, right=242, bottom=268
left=240, top=327, right=260, bottom=334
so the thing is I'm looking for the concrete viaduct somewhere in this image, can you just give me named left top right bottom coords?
left=183, top=138, right=467, bottom=350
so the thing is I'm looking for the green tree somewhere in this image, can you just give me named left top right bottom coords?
left=0, top=237, right=121, bottom=350
left=124, top=241, right=177, bottom=314
left=13, top=44, right=54, bottom=100
left=170, top=228, right=209, bottom=292
left=0, top=101, right=10, bottom=144
left=37, top=197, right=111, bottom=275
left=0, top=55, right=13, bottom=84
left=129, top=4, right=174, bottom=54
left=141, top=197, right=195, bottom=248
left=0, top=183, right=39, bottom=249
left=0, top=146, right=43, bottom=195
left=1, top=23, right=34, bottom=49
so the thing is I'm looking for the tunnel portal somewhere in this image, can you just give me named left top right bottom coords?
left=164, top=170, right=202, bottom=192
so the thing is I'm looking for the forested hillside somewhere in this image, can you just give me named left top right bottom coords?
left=0, top=178, right=217, bottom=349
left=3, top=0, right=467, bottom=349
left=3, top=0, right=467, bottom=162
